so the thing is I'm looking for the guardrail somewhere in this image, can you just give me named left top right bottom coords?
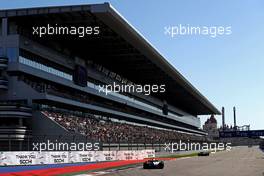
left=0, top=134, right=209, bottom=152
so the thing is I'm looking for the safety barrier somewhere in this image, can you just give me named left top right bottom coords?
left=0, top=149, right=155, bottom=166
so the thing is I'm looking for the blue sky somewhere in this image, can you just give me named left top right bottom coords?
left=1, top=0, right=264, bottom=130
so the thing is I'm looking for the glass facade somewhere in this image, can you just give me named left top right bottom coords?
left=19, top=56, right=73, bottom=81
left=7, top=47, right=18, bottom=62
left=0, top=20, right=2, bottom=36
left=0, top=48, right=3, bottom=56
left=87, top=81, right=163, bottom=114
left=19, top=55, right=190, bottom=123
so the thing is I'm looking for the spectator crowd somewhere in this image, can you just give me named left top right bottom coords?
left=42, top=110, right=207, bottom=144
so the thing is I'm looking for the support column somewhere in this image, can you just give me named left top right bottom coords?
left=222, top=107, right=225, bottom=131
left=2, top=18, right=8, bottom=36
left=233, top=106, right=236, bottom=130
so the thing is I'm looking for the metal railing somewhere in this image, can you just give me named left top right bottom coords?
left=0, top=134, right=210, bottom=152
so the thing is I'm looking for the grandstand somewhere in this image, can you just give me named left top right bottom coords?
left=0, top=3, right=220, bottom=151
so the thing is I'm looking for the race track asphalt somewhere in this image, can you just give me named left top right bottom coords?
left=102, top=146, right=264, bottom=176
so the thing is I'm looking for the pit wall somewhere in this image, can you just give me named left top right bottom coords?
left=0, top=149, right=155, bottom=166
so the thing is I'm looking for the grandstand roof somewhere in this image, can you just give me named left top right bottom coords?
left=0, top=3, right=221, bottom=115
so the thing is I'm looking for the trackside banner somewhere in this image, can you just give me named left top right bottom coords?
left=0, top=150, right=155, bottom=166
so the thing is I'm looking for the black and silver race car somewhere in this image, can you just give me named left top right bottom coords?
left=143, top=159, right=164, bottom=169
left=198, top=151, right=210, bottom=156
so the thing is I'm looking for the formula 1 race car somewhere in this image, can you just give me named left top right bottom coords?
left=198, top=151, right=210, bottom=156
left=143, top=159, right=164, bottom=169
